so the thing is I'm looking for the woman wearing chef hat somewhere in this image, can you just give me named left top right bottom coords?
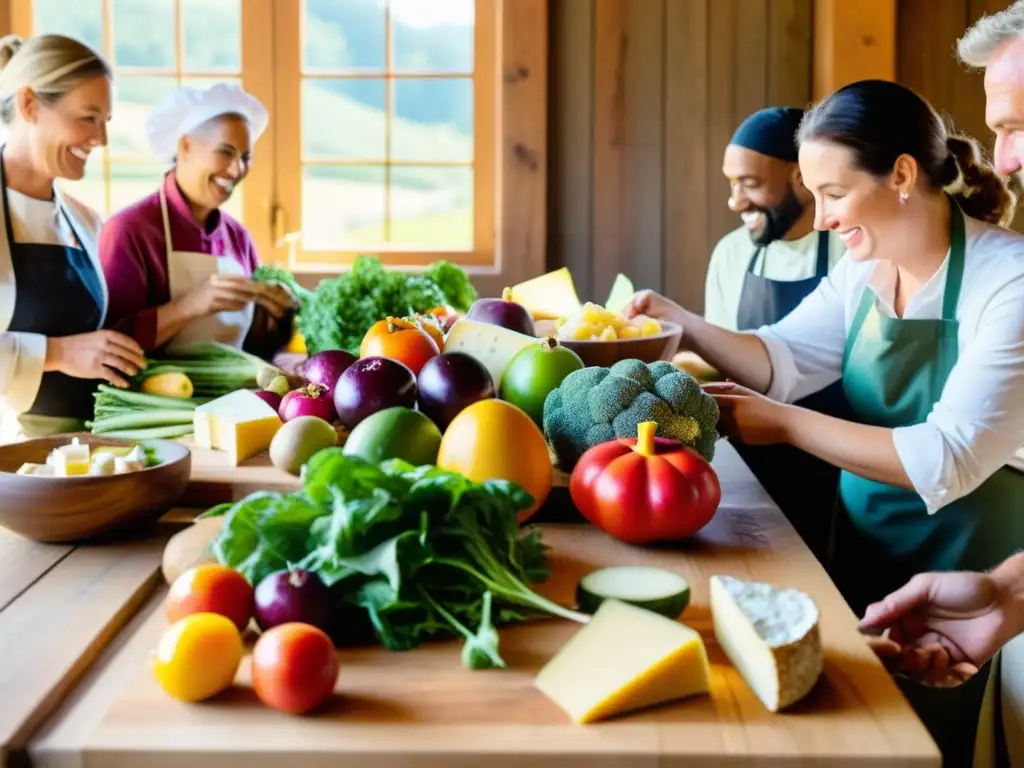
left=0, top=33, right=147, bottom=442
left=99, top=82, right=294, bottom=355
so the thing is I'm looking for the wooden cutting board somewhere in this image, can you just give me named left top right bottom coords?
left=181, top=439, right=572, bottom=507
left=28, top=444, right=939, bottom=767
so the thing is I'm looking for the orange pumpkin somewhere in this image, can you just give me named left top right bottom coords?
left=360, top=316, right=440, bottom=375
left=436, top=399, right=553, bottom=523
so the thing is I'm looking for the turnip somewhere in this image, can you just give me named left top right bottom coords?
left=279, top=383, right=337, bottom=423
left=253, top=568, right=332, bottom=632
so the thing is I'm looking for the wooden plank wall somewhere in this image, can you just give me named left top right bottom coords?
left=897, top=0, right=1024, bottom=231
left=549, top=0, right=814, bottom=313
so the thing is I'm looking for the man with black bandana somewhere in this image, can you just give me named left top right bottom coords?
left=705, top=106, right=846, bottom=331
left=702, top=106, right=849, bottom=562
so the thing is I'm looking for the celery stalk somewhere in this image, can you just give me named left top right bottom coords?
left=96, top=425, right=195, bottom=440
left=90, top=410, right=195, bottom=433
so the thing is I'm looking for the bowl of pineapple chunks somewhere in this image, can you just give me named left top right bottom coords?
left=534, top=302, right=682, bottom=368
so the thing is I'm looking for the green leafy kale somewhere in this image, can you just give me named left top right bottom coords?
left=251, top=265, right=315, bottom=306
left=204, top=448, right=586, bottom=667
left=256, top=255, right=478, bottom=356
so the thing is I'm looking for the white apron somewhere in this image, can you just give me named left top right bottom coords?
left=159, top=184, right=254, bottom=353
left=974, top=636, right=1024, bottom=766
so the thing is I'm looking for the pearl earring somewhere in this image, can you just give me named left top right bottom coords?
left=899, top=192, right=908, bottom=204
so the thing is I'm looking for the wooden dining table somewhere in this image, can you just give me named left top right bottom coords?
left=0, top=438, right=941, bottom=767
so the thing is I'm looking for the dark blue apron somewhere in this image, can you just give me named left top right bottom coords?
left=2, top=154, right=104, bottom=425
left=732, top=231, right=852, bottom=562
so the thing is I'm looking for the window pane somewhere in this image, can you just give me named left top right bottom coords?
left=389, top=166, right=472, bottom=248
left=303, top=0, right=385, bottom=72
left=302, top=79, right=385, bottom=161
left=112, top=0, right=175, bottom=69
left=182, top=0, right=241, bottom=73
left=391, top=0, right=474, bottom=74
left=302, top=165, right=385, bottom=250
left=109, top=162, right=168, bottom=213
left=110, top=76, right=179, bottom=158
left=32, top=0, right=103, bottom=53
left=392, top=78, right=472, bottom=162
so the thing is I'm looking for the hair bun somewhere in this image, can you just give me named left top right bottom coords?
left=0, top=35, right=24, bottom=69
left=944, top=133, right=1017, bottom=227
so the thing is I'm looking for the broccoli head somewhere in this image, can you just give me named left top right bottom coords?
left=542, top=359, right=720, bottom=471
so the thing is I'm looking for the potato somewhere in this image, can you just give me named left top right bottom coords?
left=162, top=516, right=225, bottom=585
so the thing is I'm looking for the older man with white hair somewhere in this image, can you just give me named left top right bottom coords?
left=858, top=4, right=1024, bottom=766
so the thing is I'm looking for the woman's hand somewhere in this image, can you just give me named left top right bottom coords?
left=185, top=274, right=262, bottom=317
left=622, top=289, right=687, bottom=326
left=254, top=282, right=298, bottom=320
left=702, top=381, right=790, bottom=445
left=44, top=330, right=147, bottom=388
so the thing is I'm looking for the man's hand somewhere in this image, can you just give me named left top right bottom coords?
left=859, top=558, right=1024, bottom=686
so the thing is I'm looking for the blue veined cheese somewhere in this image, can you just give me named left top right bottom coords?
left=710, top=574, right=823, bottom=712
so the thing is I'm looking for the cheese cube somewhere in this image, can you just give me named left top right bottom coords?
left=17, top=463, right=54, bottom=476
left=710, top=575, right=823, bottom=712
left=114, top=456, right=143, bottom=474
left=534, top=599, right=710, bottom=724
left=51, top=441, right=90, bottom=477
left=193, top=390, right=283, bottom=466
left=90, top=451, right=116, bottom=476
left=443, top=319, right=538, bottom=389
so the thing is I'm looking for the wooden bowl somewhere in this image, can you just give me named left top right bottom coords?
left=0, top=433, right=191, bottom=543
left=535, top=321, right=683, bottom=368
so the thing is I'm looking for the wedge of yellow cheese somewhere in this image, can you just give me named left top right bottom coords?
left=510, top=268, right=582, bottom=320
left=534, top=599, right=710, bottom=724
left=443, top=319, right=538, bottom=389
left=193, top=390, right=283, bottom=466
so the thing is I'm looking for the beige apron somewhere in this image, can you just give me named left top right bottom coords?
left=974, top=636, right=1024, bottom=766
left=159, top=184, right=253, bottom=353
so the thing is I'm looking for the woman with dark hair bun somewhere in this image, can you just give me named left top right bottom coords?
left=623, top=79, right=1024, bottom=763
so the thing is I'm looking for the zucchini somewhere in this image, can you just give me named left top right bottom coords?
left=576, top=566, right=691, bottom=619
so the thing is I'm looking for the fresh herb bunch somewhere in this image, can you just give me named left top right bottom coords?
left=202, top=448, right=586, bottom=668
left=254, top=255, right=477, bottom=356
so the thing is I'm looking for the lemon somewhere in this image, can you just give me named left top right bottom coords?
left=142, top=372, right=194, bottom=399
left=152, top=613, right=243, bottom=702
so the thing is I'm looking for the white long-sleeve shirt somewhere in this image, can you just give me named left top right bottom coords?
left=753, top=214, right=1024, bottom=515
left=704, top=225, right=847, bottom=330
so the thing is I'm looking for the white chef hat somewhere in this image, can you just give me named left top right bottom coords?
left=145, top=82, right=268, bottom=164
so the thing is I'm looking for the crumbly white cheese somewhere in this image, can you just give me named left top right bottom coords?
left=710, top=574, right=823, bottom=712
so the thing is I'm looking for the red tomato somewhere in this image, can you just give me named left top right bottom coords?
left=570, top=420, right=721, bottom=544
left=165, top=564, right=254, bottom=633
left=359, top=317, right=439, bottom=375
left=251, top=623, right=340, bottom=714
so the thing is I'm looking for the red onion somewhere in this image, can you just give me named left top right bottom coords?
left=252, top=389, right=283, bottom=411
left=253, top=568, right=331, bottom=632
left=279, top=383, right=337, bottom=423
left=301, top=350, right=357, bottom=395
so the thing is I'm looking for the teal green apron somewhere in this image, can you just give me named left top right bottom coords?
left=830, top=201, right=1024, bottom=765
